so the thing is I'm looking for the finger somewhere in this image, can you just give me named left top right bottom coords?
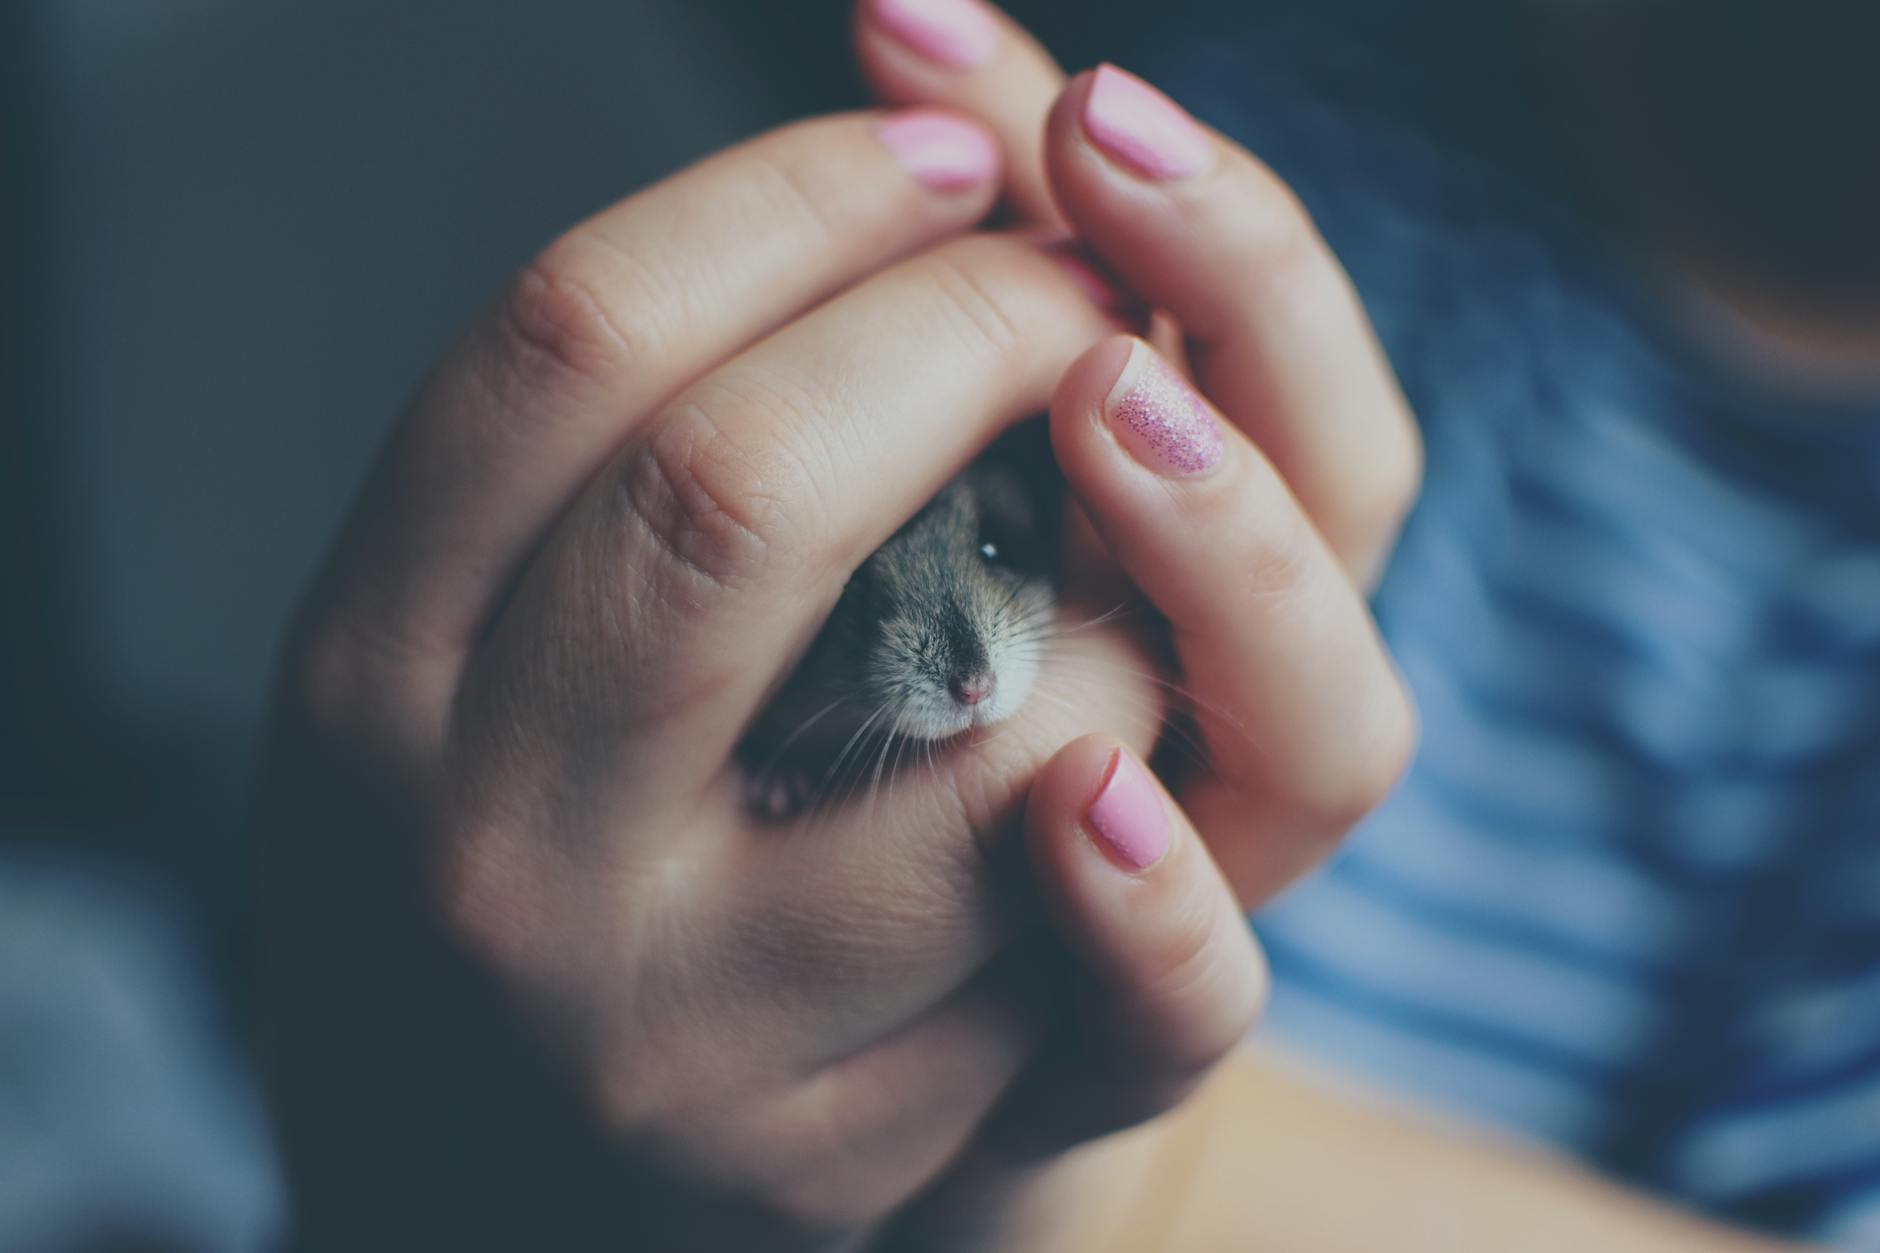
left=1013, top=735, right=1266, bottom=1145
left=853, top=0, right=1066, bottom=223
left=746, top=944, right=1059, bottom=1234
left=462, top=231, right=1126, bottom=812
left=303, top=109, right=1004, bottom=735
left=1052, top=336, right=1417, bottom=904
left=729, top=590, right=1165, bottom=1058
left=1045, top=66, right=1422, bottom=586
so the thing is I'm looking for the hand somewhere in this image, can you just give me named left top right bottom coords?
left=852, top=4, right=1423, bottom=1244
left=857, top=4, right=1422, bottom=897
left=261, top=106, right=1169, bottom=1251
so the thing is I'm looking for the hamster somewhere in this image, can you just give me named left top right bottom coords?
left=741, top=425, right=1061, bottom=818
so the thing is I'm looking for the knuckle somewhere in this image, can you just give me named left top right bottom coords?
left=501, top=238, right=653, bottom=391
left=1139, top=902, right=1250, bottom=1076
left=1344, top=417, right=1425, bottom=553
left=916, top=244, right=1030, bottom=364
left=616, top=400, right=812, bottom=594
left=1198, top=167, right=1344, bottom=344
left=1319, top=674, right=1419, bottom=835
left=1147, top=893, right=1223, bottom=1010
left=1223, top=481, right=1320, bottom=603
left=282, top=610, right=430, bottom=756
left=1233, top=168, right=1325, bottom=289
left=738, top=140, right=846, bottom=257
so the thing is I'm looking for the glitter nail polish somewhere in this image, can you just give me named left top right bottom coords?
left=1108, top=342, right=1224, bottom=477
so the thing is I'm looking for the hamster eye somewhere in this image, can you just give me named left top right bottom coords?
left=978, top=540, right=1002, bottom=565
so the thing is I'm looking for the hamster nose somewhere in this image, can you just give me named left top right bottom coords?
left=949, top=669, right=995, bottom=707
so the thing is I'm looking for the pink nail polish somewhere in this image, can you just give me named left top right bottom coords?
left=1086, top=749, right=1169, bottom=871
left=872, top=0, right=998, bottom=70
left=1108, top=341, right=1223, bottom=477
left=1082, top=64, right=1214, bottom=181
left=876, top=110, right=999, bottom=191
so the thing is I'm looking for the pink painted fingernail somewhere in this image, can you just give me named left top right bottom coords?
left=1082, top=64, right=1214, bottom=181
left=1085, top=749, right=1169, bottom=872
left=1107, top=340, right=1223, bottom=477
left=876, top=110, right=999, bottom=191
left=871, top=0, right=998, bottom=69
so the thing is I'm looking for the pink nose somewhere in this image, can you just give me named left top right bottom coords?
left=950, top=671, right=994, bottom=706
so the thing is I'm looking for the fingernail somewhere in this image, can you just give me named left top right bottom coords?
left=1039, top=238, right=1128, bottom=310
left=1085, top=749, right=1169, bottom=872
left=1082, top=64, right=1214, bottom=181
left=1106, top=340, right=1224, bottom=477
left=876, top=110, right=999, bottom=191
left=871, top=0, right=999, bottom=70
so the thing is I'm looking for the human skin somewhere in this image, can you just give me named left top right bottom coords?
left=258, top=18, right=1417, bottom=1253
left=852, top=1, right=1861, bottom=1248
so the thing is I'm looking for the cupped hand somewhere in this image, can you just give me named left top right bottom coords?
left=856, top=0, right=1421, bottom=937
left=263, top=106, right=1167, bottom=1252
left=852, top=5, right=1424, bottom=1244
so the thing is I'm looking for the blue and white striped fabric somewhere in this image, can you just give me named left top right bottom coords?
left=1156, top=33, right=1880, bottom=1246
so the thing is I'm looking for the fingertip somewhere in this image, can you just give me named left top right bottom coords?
left=1082, top=744, right=1173, bottom=873
left=1027, top=735, right=1176, bottom=885
left=875, top=107, right=1003, bottom=194
left=1050, top=334, right=1138, bottom=440
left=1040, top=67, right=1090, bottom=186
left=1024, top=732, right=1125, bottom=848
left=852, top=0, right=1068, bottom=224
left=856, top=0, right=1000, bottom=74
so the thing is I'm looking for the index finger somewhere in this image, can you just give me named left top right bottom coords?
left=457, top=233, right=1124, bottom=812
left=1044, top=66, right=1423, bottom=586
left=1051, top=336, right=1418, bottom=904
left=853, top=0, right=1067, bottom=223
left=300, top=109, right=1004, bottom=749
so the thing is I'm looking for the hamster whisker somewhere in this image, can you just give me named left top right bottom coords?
left=1084, top=660, right=1253, bottom=746
left=992, top=574, right=1031, bottom=622
left=820, top=702, right=895, bottom=798
left=1016, top=678, right=1210, bottom=776
left=1062, top=658, right=1251, bottom=770
left=1044, top=601, right=1140, bottom=640
left=1011, top=683, right=1164, bottom=749
left=867, top=728, right=895, bottom=813
left=1001, top=601, right=1134, bottom=650
left=747, top=696, right=850, bottom=782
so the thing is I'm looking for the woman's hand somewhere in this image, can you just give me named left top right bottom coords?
left=263, top=106, right=1177, bottom=1251
left=856, top=0, right=1422, bottom=950
left=851, top=5, right=1424, bottom=1244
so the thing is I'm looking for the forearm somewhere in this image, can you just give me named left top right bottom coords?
left=1024, top=1044, right=1816, bottom=1253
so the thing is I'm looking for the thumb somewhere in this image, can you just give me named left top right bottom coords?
left=1011, top=734, right=1268, bottom=1148
left=869, top=738, right=1267, bottom=1251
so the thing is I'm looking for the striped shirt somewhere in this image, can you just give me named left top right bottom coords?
left=1156, top=30, right=1880, bottom=1246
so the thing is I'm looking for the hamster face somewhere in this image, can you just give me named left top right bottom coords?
left=846, top=469, right=1056, bottom=742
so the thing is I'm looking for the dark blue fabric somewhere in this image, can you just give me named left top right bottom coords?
left=1143, top=21, right=1880, bottom=1247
